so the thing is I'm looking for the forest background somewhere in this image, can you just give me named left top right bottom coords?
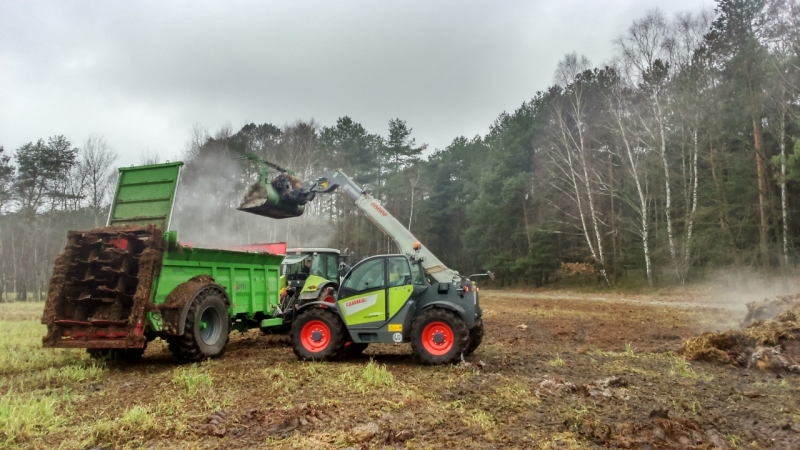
left=2, top=0, right=800, bottom=299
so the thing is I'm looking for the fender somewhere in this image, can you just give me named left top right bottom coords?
left=298, top=281, right=338, bottom=301
left=420, top=301, right=467, bottom=321
left=295, top=300, right=340, bottom=315
left=160, top=279, right=229, bottom=336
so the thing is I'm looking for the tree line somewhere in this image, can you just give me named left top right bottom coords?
left=2, top=0, right=799, bottom=299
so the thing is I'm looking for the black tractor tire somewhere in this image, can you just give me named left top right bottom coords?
left=465, top=317, right=484, bottom=355
left=411, top=308, right=469, bottom=365
left=87, top=346, right=146, bottom=362
left=291, top=307, right=345, bottom=361
left=168, top=286, right=230, bottom=363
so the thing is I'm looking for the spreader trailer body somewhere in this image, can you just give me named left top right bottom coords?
left=240, top=164, right=492, bottom=364
left=42, top=162, right=289, bottom=361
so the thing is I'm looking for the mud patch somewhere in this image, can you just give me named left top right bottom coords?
left=683, top=294, right=800, bottom=372
left=159, top=275, right=217, bottom=335
left=607, top=411, right=731, bottom=449
left=164, top=275, right=215, bottom=307
left=194, top=404, right=334, bottom=440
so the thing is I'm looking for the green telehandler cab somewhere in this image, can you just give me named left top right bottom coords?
left=239, top=158, right=492, bottom=364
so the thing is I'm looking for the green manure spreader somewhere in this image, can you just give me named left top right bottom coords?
left=42, top=161, right=290, bottom=362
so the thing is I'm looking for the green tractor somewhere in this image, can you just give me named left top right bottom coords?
left=278, top=248, right=350, bottom=325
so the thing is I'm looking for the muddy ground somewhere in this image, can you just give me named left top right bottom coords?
left=9, top=290, right=800, bottom=449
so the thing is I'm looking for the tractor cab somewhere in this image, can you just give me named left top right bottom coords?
left=281, top=248, right=342, bottom=290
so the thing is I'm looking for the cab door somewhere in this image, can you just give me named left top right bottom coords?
left=387, top=256, right=415, bottom=318
left=337, top=257, right=387, bottom=326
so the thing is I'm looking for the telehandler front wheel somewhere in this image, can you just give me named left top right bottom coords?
left=411, top=308, right=469, bottom=365
left=291, top=308, right=345, bottom=361
left=169, top=286, right=230, bottom=362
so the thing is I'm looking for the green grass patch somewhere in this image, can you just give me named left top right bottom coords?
left=669, top=356, right=713, bottom=381
left=467, top=409, right=496, bottom=432
left=0, top=319, right=90, bottom=376
left=172, top=365, right=213, bottom=395
left=86, top=404, right=162, bottom=448
left=0, top=390, right=65, bottom=448
left=356, top=359, right=395, bottom=393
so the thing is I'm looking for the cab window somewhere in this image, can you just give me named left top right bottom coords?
left=326, top=254, right=338, bottom=280
left=342, top=258, right=385, bottom=292
left=310, top=254, right=325, bottom=278
left=410, top=261, right=426, bottom=285
left=388, top=257, right=412, bottom=287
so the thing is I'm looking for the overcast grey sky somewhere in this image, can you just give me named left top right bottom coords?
left=1, top=0, right=714, bottom=166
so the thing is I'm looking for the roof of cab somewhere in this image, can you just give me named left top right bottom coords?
left=286, top=248, right=341, bottom=254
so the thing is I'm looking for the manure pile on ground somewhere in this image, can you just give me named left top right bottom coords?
left=682, top=294, right=800, bottom=372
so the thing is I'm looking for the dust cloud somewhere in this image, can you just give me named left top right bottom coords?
left=169, top=149, right=336, bottom=251
left=704, top=269, right=800, bottom=311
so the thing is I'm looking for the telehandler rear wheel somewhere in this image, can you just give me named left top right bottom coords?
left=465, top=317, right=484, bottom=355
left=411, top=308, right=469, bottom=365
left=169, top=286, right=230, bottom=362
left=291, top=308, right=345, bottom=361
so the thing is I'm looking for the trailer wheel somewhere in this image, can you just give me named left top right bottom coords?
left=465, top=317, right=484, bottom=355
left=411, top=308, right=469, bottom=365
left=291, top=308, right=345, bottom=361
left=169, top=287, right=230, bottom=362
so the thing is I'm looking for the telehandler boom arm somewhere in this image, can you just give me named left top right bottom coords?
left=308, top=171, right=456, bottom=284
left=238, top=164, right=459, bottom=284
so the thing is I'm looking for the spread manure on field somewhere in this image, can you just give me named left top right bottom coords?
left=682, top=294, right=800, bottom=372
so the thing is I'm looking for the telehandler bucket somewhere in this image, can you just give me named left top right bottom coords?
left=238, top=181, right=305, bottom=219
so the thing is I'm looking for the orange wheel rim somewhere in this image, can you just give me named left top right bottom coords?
left=422, top=321, right=453, bottom=356
left=300, top=320, right=330, bottom=352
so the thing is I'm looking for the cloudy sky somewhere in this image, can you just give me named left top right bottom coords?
left=1, top=0, right=714, bottom=166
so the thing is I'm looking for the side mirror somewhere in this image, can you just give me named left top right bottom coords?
left=467, top=271, right=496, bottom=281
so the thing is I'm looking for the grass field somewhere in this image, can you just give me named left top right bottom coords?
left=0, top=291, right=797, bottom=449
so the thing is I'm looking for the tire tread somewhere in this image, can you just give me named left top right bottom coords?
left=411, top=308, right=469, bottom=365
left=169, top=286, right=230, bottom=363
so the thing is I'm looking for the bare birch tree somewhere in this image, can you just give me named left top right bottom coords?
left=605, top=73, right=654, bottom=286
left=616, top=10, right=682, bottom=281
left=549, top=54, right=611, bottom=286
left=79, top=135, right=118, bottom=227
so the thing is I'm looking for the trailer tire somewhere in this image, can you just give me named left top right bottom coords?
left=465, top=317, right=484, bottom=355
left=411, top=308, right=469, bottom=365
left=291, top=308, right=345, bottom=361
left=169, top=287, right=230, bottom=362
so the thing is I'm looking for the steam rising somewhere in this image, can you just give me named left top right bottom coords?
left=706, top=270, right=800, bottom=311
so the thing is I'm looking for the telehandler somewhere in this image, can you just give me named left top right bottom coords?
left=239, top=159, right=491, bottom=364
